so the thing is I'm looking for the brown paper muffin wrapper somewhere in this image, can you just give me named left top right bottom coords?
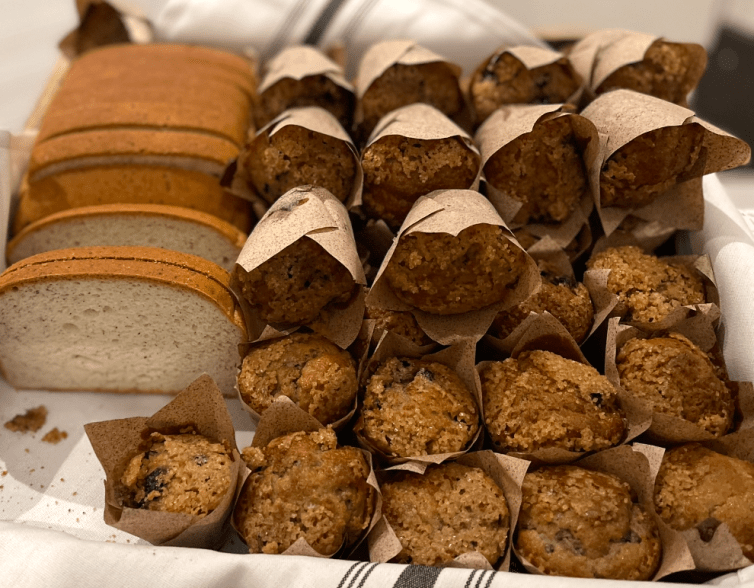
left=83, top=374, right=244, bottom=549
left=355, top=333, right=482, bottom=469
left=366, top=189, right=541, bottom=346
left=584, top=253, right=720, bottom=333
left=513, top=443, right=696, bottom=580
left=235, top=397, right=381, bottom=558
left=232, top=186, right=367, bottom=349
left=257, top=45, right=354, bottom=95
left=228, top=106, right=363, bottom=210
left=355, top=39, right=462, bottom=100
left=478, top=313, right=651, bottom=465
left=368, top=450, right=529, bottom=570
left=568, top=30, right=706, bottom=104
left=484, top=235, right=617, bottom=350
left=475, top=104, right=598, bottom=249
left=581, top=90, right=751, bottom=236
left=604, top=317, right=754, bottom=444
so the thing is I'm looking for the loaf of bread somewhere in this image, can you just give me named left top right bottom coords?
left=0, top=246, right=247, bottom=394
left=14, top=43, right=256, bottom=234
left=6, top=204, right=247, bottom=271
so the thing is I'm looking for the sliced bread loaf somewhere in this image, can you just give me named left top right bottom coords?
left=6, top=204, right=247, bottom=271
left=0, top=246, right=247, bottom=395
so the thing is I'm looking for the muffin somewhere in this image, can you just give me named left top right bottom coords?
left=234, top=236, right=357, bottom=325
left=233, top=428, right=375, bottom=555
left=365, top=305, right=432, bottom=347
left=616, top=333, right=734, bottom=437
left=587, top=246, right=705, bottom=324
left=490, top=261, right=593, bottom=343
left=381, top=462, right=510, bottom=566
left=654, top=443, right=754, bottom=560
left=362, top=134, right=480, bottom=229
left=120, top=431, right=233, bottom=516
left=359, top=62, right=464, bottom=139
left=480, top=113, right=589, bottom=226
left=599, top=124, right=705, bottom=209
left=384, top=224, right=529, bottom=315
left=469, top=49, right=581, bottom=125
left=356, top=357, right=479, bottom=458
left=596, top=40, right=705, bottom=105
left=481, top=351, right=625, bottom=454
left=240, top=115, right=357, bottom=204
left=237, top=332, right=358, bottom=424
left=517, top=465, right=661, bottom=580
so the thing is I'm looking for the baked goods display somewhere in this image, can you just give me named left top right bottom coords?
left=2, top=21, right=754, bottom=582
left=480, top=351, right=625, bottom=454
left=379, top=462, right=510, bottom=566
left=237, top=332, right=358, bottom=425
left=517, top=465, right=662, bottom=580
left=233, top=428, right=375, bottom=555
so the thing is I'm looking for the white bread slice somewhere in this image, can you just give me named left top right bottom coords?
left=6, top=204, right=247, bottom=271
left=0, top=247, right=247, bottom=395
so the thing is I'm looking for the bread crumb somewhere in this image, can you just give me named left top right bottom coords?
left=4, top=406, right=47, bottom=433
left=42, top=428, right=68, bottom=444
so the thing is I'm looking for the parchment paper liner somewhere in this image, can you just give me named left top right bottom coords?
left=362, top=103, right=482, bottom=226
left=584, top=252, right=720, bottom=333
left=233, top=344, right=357, bottom=431
left=83, top=374, right=244, bottom=549
left=354, top=39, right=464, bottom=128
left=475, top=104, right=598, bottom=250
left=581, top=90, right=751, bottom=236
left=232, top=397, right=381, bottom=558
left=368, top=450, right=529, bottom=570
left=470, top=45, right=583, bottom=122
left=231, top=186, right=367, bottom=349
left=478, top=311, right=651, bottom=465
left=366, top=189, right=541, bottom=346
left=604, top=317, right=754, bottom=445
left=568, top=30, right=706, bottom=105
left=257, top=45, right=354, bottom=96
left=483, top=235, right=617, bottom=351
left=226, top=106, right=363, bottom=211
left=355, top=332, right=482, bottom=469
left=513, top=443, right=696, bottom=580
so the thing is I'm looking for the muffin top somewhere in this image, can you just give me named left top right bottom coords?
left=237, top=332, right=357, bottom=424
left=384, top=224, right=528, bottom=315
left=587, top=245, right=705, bottom=324
left=356, top=357, right=479, bottom=458
left=120, top=431, right=233, bottom=517
left=234, top=428, right=374, bottom=555
left=481, top=350, right=625, bottom=454
left=616, top=333, right=734, bottom=437
left=654, top=443, right=754, bottom=561
left=381, top=462, right=509, bottom=566
left=517, top=465, right=661, bottom=580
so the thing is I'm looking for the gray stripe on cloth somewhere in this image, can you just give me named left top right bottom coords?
left=392, top=565, right=443, bottom=588
left=337, top=562, right=366, bottom=588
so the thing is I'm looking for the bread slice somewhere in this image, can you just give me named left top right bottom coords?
left=0, top=247, right=248, bottom=395
left=6, top=204, right=247, bottom=271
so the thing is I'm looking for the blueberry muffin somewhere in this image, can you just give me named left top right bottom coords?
left=120, top=431, right=233, bottom=516
left=469, top=50, right=581, bottom=126
left=234, top=237, right=357, bottom=325
left=490, top=261, right=593, bottom=343
left=517, top=465, right=661, bottom=579
left=356, top=357, right=479, bottom=458
left=587, top=246, right=705, bottom=324
left=480, top=113, right=589, bottom=226
left=384, top=224, right=529, bottom=315
left=237, top=332, right=358, bottom=424
left=381, top=462, right=509, bottom=566
left=481, top=351, right=625, bottom=454
left=233, top=428, right=375, bottom=555
left=654, top=443, right=754, bottom=560
left=365, top=305, right=432, bottom=347
left=616, top=333, right=734, bottom=437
